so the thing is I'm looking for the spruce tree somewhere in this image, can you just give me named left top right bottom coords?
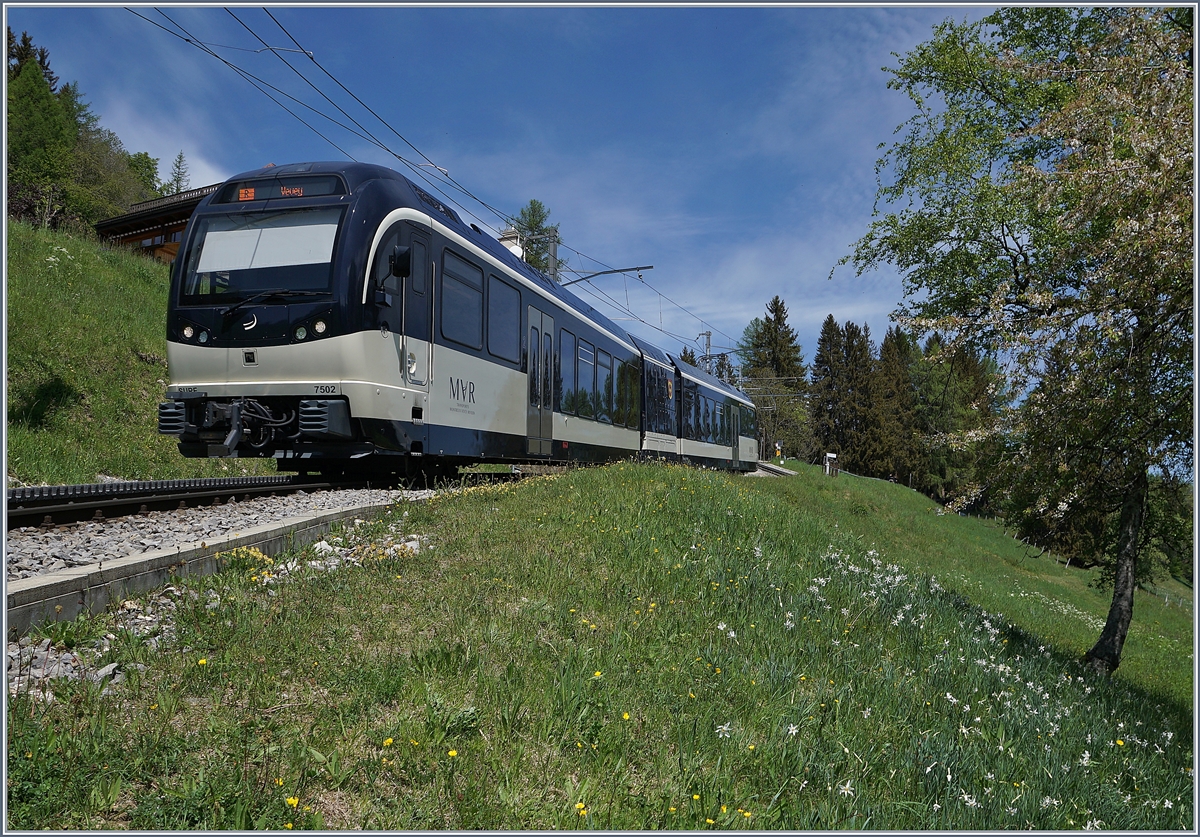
left=839, top=321, right=877, bottom=475
left=872, top=326, right=921, bottom=485
left=6, top=56, right=71, bottom=194
left=164, top=150, right=190, bottom=194
left=513, top=199, right=559, bottom=274
left=738, top=299, right=812, bottom=461
left=678, top=346, right=698, bottom=366
left=7, top=27, right=57, bottom=91
left=809, top=314, right=846, bottom=459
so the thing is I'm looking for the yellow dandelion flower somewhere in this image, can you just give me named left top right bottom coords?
left=448, top=749, right=458, bottom=757
left=693, top=794, right=701, bottom=801
left=748, top=744, right=755, bottom=751
left=594, top=670, right=603, bottom=678
left=706, top=818, right=715, bottom=824
left=286, top=796, right=299, bottom=808
left=721, top=805, right=727, bottom=813
left=383, top=737, right=394, bottom=747
left=274, top=777, right=283, bottom=786
left=198, top=658, right=207, bottom=666
left=578, top=808, right=588, bottom=817
left=576, top=802, right=585, bottom=810
left=623, top=712, right=630, bottom=720
left=1117, top=739, right=1125, bottom=746
left=284, top=824, right=293, bottom=830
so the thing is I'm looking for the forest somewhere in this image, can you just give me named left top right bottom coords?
left=6, top=27, right=189, bottom=233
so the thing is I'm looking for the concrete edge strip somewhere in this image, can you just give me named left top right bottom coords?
left=6, top=499, right=413, bottom=638
left=755, top=460, right=798, bottom=477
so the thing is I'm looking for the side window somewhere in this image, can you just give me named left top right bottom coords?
left=597, top=349, right=612, bottom=424
left=441, top=250, right=483, bottom=349
left=487, top=275, right=520, bottom=363
left=578, top=340, right=595, bottom=419
left=560, top=330, right=576, bottom=413
left=614, top=360, right=626, bottom=427
left=627, top=361, right=641, bottom=429
left=528, top=328, right=540, bottom=404
left=411, top=239, right=427, bottom=295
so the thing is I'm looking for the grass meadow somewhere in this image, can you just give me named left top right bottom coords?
left=6, top=462, right=1192, bottom=829
left=6, top=221, right=275, bottom=484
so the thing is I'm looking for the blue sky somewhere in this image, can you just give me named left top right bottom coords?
left=8, top=4, right=987, bottom=365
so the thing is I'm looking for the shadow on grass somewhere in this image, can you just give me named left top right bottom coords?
left=8, top=375, right=79, bottom=428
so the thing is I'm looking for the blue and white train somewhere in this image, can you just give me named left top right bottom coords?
left=157, top=162, right=758, bottom=479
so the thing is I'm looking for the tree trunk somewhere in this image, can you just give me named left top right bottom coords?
left=1084, top=466, right=1149, bottom=675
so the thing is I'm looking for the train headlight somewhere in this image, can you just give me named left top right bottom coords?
left=313, top=320, right=327, bottom=335
left=295, top=326, right=308, bottom=341
left=182, top=324, right=194, bottom=340
left=198, top=331, right=209, bottom=344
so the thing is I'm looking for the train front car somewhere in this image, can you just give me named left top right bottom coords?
left=157, top=162, right=431, bottom=477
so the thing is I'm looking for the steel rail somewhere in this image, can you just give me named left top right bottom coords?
left=5, top=475, right=368, bottom=530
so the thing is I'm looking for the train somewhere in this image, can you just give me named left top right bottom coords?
left=157, top=161, right=758, bottom=480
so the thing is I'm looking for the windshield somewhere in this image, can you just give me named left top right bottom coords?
left=180, top=207, right=343, bottom=303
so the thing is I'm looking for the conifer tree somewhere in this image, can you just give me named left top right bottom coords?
left=163, top=150, right=190, bottom=194
left=738, top=298, right=812, bottom=461
left=809, top=314, right=846, bottom=459
left=678, top=346, right=698, bottom=366
left=741, top=296, right=805, bottom=388
left=871, top=326, right=921, bottom=485
left=7, top=26, right=57, bottom=91
left=838, top=321, right=877, bottom=475
left=6, top=60, right=72, bottom=224
left=513, top=199, right=559, bottom=274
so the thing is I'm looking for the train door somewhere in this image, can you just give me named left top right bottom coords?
left=527, top=307, right=554, bottom=456
left=403, top=229, right=431, bottom=388
left=732, top=405, right=740, bottom=464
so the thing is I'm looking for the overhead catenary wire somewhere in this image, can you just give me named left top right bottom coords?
left=133, top=6, right=737, bottom=355
left=128, top=8, right=359, bottom=161
left=259, top=13, right=740, bottom=354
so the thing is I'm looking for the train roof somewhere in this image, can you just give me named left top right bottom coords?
left=627, top=334, right=672, bottom=367
left=215, top=161, right=669, bottom=363
left=670, top=355, right=754, bottom=406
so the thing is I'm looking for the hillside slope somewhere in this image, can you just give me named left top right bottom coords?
left=747, top=464, right=1194, bottom=713
left=6, top=221, right=274, bottom=484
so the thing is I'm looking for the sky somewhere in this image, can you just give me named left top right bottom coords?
left=7, top=3, right=989, bottom=366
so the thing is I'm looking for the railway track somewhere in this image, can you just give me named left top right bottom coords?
left=5, top=467, right=538, bottom=531
left=5, top=475, right=373, bottom=531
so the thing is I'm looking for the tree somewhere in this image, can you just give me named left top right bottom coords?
left=127, top=151, right=162, bottom=197
left=713, top=353, right=737, bottom=385
left=7, top=26, right=57, bottom=91
left=512, top=199, right=559, bottom=275
left=679, top=346, right=699, bottom=366
left=837, top=8, right=1192, bottom=674
left=737, top=298, right=813, bottom=462
left=870, top=326, right=922, bottom=485
left=739, top=296, right=805, bottom=386
left=6, top=58, right=73, bottom=225
left=162, top=150, right=190, bottom=195
left=809, top=314, right=846, bottom=460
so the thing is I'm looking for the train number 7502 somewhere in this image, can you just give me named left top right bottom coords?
left=313, top=384, right=338, bottom=394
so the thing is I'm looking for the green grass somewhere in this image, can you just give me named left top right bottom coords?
left=7, top=463, right=1192, bottom=829
left=748, top=464, right=1194, bottom=712
left=6, top=221, right=275, bottom=484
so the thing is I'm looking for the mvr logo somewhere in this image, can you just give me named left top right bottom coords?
left=449, top=377, right=476, bottom=404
